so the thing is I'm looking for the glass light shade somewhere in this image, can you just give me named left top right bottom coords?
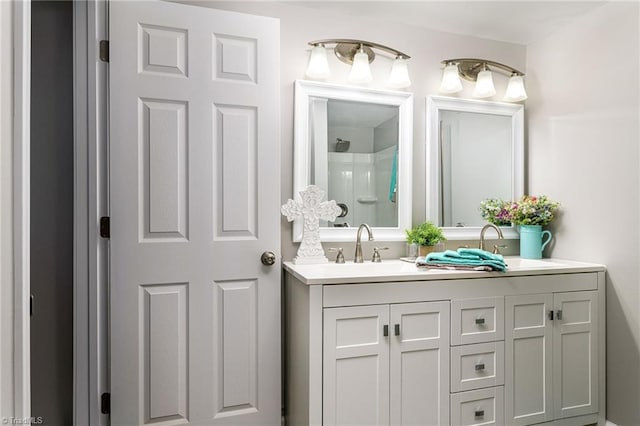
left=504, top=74, right=528, bottom=102
left=305, top=45, right=330, bottom=79
left=439, top=63, right=463, bottom=93
left=473, top=70, right=496, bottom=98
left=348, top=51, right=373, bottom=84
left=387, top=58, right=411, bottom=89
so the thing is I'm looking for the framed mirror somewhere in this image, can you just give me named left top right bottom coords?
left=426, top=96, right=524, bottom=240
left=293, top=80, right=413, bottom=242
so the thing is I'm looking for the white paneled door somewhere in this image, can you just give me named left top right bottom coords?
left=109, top=1, right=280, bottom=425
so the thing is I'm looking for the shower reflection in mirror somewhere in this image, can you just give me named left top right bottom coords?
left=312, top=98, right=399, bottom=228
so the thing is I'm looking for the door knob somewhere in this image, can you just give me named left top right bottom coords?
left=261, top=251, right=276, bottom=266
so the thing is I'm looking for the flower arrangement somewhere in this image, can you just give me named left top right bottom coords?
left=480, top=195, right=560, bottom=226
left=479, top=198, right=512, bottom=226
left=405, top=221, right=447, bottom=246
left=508, top=195, right=560, bottom=226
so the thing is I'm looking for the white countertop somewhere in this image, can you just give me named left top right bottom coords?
left=283, top=256, right=606, bottom=285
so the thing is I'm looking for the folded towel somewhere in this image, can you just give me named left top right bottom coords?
left=458, top=248, right=505, bottom=262
left=418, top=263, right=496, bottom=272
left=417, top=248, right=507, bottom=272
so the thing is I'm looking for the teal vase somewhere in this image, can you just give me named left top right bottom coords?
left=519, top=225, right=552, bottom=259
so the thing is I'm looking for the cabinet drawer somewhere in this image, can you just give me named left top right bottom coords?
left=452, top=297, right=504, bottom=345
left=451, top=386, right=504, bottom=426
left=451, top=342, right=504, bottom=392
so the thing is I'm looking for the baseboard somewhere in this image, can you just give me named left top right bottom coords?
left=606, top=421, right=618, bottom=426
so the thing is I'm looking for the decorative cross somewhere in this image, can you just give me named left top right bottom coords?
left=281, top=185, right=342, bottom=264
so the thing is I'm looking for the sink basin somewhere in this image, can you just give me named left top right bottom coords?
left=503, top=257, right=561, bottom=269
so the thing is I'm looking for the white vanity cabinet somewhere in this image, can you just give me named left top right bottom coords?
left=284, top=258, right=606, bottom=426
left=323, top=301, right=450, bottom=426
left=506, top=290, right=599, bottom=425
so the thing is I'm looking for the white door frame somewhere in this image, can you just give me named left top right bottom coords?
left=10, top=0, right=109, bottom=422
left=12, top=0, right=31, bottom=419
left=72, top=0, right=109, bottom=425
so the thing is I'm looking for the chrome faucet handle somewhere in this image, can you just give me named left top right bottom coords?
left=328, top=248, right=345, bottom=263
left=371, top=247, right=389, bottom=263
left=493, top=244, right=508, bottom=255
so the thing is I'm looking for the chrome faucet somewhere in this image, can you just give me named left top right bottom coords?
left=354, top=223, right=374, bottom=263
left=479, top=223, right=504, bottom=252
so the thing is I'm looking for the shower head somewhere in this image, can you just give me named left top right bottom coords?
left=335, top=138, right=350, bottom=152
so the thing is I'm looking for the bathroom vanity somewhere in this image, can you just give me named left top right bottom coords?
left=284, top=258, right=606, bottom=426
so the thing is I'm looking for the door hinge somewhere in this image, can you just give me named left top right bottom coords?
left=101, top=392, right=110, bottom=414
left=99, top=40, right=109, bottom=62
left=100, top=216, right=110, bottom=238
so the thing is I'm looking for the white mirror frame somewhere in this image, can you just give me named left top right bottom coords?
left=293, top=80, right=413, bottom=242
left=426, top=95, right=524, bottom=240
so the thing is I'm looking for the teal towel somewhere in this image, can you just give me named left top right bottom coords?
left=458, top=248, right=504, bottom=262
left=388, top=149, right=397, bottom=202
left=422, top=248, right=507, bottom=271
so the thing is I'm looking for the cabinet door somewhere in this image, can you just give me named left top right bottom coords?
left=505, top=294, right=553, bottom=425
left=553, top=291, right=598, bottom=419
left=390, top=301, right=450, bottom=426
left=324, top=305, right=390, bottom=426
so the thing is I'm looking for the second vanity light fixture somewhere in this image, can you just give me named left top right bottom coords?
left=305, top=39, right=411, bottom=89
left=440, top=58, right=528, bottom=102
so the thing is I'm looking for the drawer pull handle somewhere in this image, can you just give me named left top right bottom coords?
left=475, top=363, right=485, bottom=371
left=394, top=324, right=400, bottom=336
left=556, top=309, right=563, bottom=320
left=474, top=410, right=485, bottom=418
left=383, top=325, right=389, bottom=337
left=475, top=318, right=485, bottom=325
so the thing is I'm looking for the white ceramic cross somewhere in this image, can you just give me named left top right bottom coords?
left=281, top=185, right=342, bottom=264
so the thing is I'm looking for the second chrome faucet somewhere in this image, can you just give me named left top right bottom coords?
left=354, top=223, right=374, bottom=263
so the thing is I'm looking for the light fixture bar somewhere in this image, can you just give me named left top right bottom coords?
left=309, top=39, right=411, bottom=62
left=441, top=58, right=524, bottom=81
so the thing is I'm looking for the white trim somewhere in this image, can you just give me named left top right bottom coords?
left=12, top=0, right=30, bottom=418
left=606, top=421, right=618, bottom=426
left=0, top=0, right=15, bottom=416
left=425, top=95, right=524, bottom=240
left=292, top=79, right=413, bottom=242
left=73, top=1, right=109, bottom=425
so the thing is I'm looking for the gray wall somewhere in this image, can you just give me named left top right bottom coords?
left=526, top=3, right=640, bottom=424
left=30, top=1, right=74, bottom=424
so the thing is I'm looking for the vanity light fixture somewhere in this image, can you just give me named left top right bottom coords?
left=439, top=58, right=527, bottom=101
left=306, top=39, right=411, bottom=88
left=473, top=65, right=496, bottom=98
left=305, top=44, right=331, bottom=79
left=349, top=44, right=374, bottom=84
left=439, top=62, right=463, bottom=93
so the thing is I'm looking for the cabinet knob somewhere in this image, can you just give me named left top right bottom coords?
left=383, top=325, right=389, bottom=337
left=394, top=324, right=400, bottom=336
left=475, top=317, right=485, bottom=325
left=475, top=363, right=485, bottom=371
left=474, top=409, right=485, bottom=418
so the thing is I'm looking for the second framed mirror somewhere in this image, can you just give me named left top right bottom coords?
left=426, top=95, right=524, bottom=240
